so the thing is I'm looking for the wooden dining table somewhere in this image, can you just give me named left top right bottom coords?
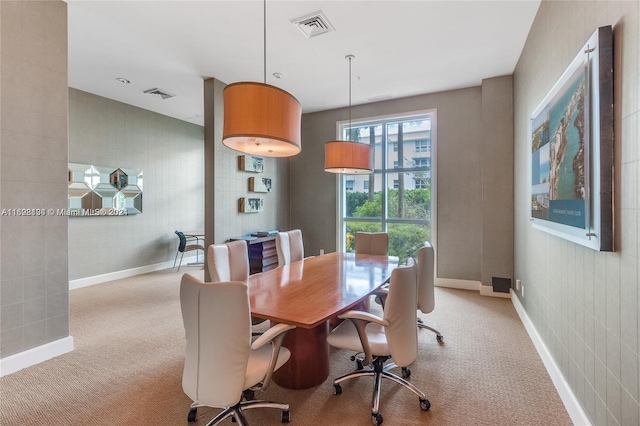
left=248, top=252, right=398, bottom=389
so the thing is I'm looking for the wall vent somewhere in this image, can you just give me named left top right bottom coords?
left=492, top=277, right=512, bottom=294
left=143, top=88, right=176, bottom=100
left=290, top=11, right=334, bottom=38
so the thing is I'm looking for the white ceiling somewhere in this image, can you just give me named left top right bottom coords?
left=67, top=1, right=541, bottom=127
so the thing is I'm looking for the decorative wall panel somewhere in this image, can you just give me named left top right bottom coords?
left=68, top=163, right=143, bottom=216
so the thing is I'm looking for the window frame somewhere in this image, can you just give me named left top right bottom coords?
left=335, top=109, right=438, bottom=256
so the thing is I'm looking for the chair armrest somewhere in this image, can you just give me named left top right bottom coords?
left=338, top=310, right=389, bottom=327
left=251, top=323, right=296, bottom=390
left=373, top=286, right=389, bottom=309
left=251, top=323, right=295, bottom=350
left=338, top=311, right=389, bottom=366
left=374, top=287, right=389, bottom=297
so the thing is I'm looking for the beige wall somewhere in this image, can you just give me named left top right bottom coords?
left=513, top=1, right=639, bottom=424
left=293, top=82, right=513, bottom=284
left=0, top=0, right=69, bottom=357
left=67, top=89, right=204, bottom=280
left=481, top=76, right=515, bottom=287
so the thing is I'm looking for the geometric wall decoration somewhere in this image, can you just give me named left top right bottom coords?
left=248, top=177, right=272, bottom=193
left=238, top=197, right=264, bottom=213
left=68, top=163, right=143, bottom=216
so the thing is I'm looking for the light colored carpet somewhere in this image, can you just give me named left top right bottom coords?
left=0, top=266, right=572, bottom=426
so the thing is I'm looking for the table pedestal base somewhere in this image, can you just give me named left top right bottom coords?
left=272, top=322, right=330, bottom=389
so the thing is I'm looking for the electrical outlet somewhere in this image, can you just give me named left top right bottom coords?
left=516, top=279, right=521, bottom=291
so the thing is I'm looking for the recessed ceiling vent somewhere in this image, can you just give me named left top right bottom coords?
left=291, top=11, right=334, bottom=38
left=143, top=88, right=175, bottom=100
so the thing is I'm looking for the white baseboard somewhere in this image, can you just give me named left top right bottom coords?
left=69, top=254, right=202, bottom=290
left=0, top=336, right=74, bottom=377
left=512, top=293, right=591, bottom=426
left=435, top=278, right=480, bottom=291
left=479, top=284, right=511, bottom=299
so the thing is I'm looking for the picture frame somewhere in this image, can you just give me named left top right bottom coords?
left=529, top=25, right=613, bottom=251
left=238, top=155, right=264, bottom=173
left=238, top=197, right=264, bottom=213
left=249, top=177, right=272, bottom=193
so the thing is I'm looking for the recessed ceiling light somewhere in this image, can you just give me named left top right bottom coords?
left=273, top=72, right=283, bottom=79
left=116, top=78, right=130, bottom=84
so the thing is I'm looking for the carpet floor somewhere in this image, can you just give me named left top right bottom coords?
left=0, top=266, right=572, bottom=425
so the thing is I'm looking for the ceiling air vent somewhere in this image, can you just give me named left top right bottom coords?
left=143, top=88, right=176, bottom=100
left=291, top=11, right=334, bottom=38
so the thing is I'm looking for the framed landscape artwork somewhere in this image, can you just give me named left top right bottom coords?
left=530, top=26, right=613, bottom=251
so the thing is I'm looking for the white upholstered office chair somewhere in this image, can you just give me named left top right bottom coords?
left=180, top=273, right=295, bottom=425
left=376, top=242, right=443, bottom=344
left=355, top=232, right=389, bottom=255
left=414, top=242, right=443, bottom=343
left=207, top=240, right=250, bottom=283
left=350, top=231, right=390, bottom=364
left=275, top=229, right=304, bottom=266
left=207, top=240, right=267, bottom=333
left=327, top=264, right=430, bottom=426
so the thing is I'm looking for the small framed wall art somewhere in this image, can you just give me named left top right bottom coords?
left=238, top=155, right=264, bottom=173
left=249, top=177, right=272, bottom=193
left=239, top=197, right=264, bottom=213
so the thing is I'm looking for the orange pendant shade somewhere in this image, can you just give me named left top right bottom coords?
left=324, top=140, right=374, bottom=174
left=223, top=82, right=302, bottom=157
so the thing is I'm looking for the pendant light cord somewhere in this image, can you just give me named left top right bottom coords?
left=348, top=56, right=351, bottom=140
left=347, top=55, right=354, bottom=141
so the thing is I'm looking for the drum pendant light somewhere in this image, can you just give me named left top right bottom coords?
left=324, top=55, right=374, bottom=174
left=222, top=0, right=301, bottom=157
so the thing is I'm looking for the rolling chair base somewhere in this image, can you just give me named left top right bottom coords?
left=417, top=318, right=444, bottom=343
left=332, top=356, right=430, bottom=425
left=187, top=399, right=290, bottom=426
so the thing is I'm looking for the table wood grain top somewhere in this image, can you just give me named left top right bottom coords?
left=248, top=252, right=398, bottom=328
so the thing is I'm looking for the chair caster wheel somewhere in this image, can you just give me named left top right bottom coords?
left=436, top=335, right=444, bottom=344
left=371, top=412, right=383, bottom=425
left=420, top=398, right=431, bottom=411
left=356, top=359, right=364, bottom=370
left=243, top=389, right=255, bottom=400
left=333, top=384, right=342, bottom=395
left=281, top=410, right=290, bottom=423
left=402, top=367, right=411, bottom=378
left=231, top=417, right=236, bottom=423
left=350, top=355, right=356, bottom=361
left=187, top=408, right=197, bottom=422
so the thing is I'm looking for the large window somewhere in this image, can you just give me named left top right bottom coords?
left=339, top=112, right=435, bottom=264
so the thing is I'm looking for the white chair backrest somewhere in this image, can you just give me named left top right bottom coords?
left=383, top=264, right=418, bottom=367
left=276, top=229, right=304, bottom=266
left=180, top=274, right=251, bottom=408
left=355, top=232, right=388, bottom=255
left=416, top=242, right=435, bottom=314
left=207, top=240, right=249, bottom=283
